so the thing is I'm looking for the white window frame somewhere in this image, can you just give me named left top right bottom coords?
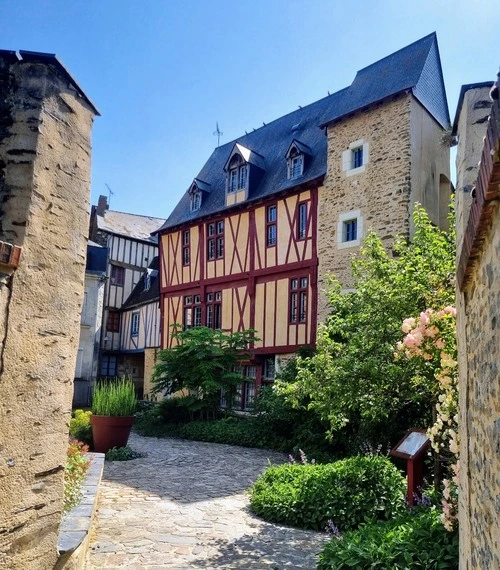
left=337, top=209, right=363, bottom=249
left=131, top=312, right=140, bottom=337
left=190, top=190, right=201, bottom=211
left=288, top=153, right=304, bottom=180
left=342, top=139, right=370, bottom=176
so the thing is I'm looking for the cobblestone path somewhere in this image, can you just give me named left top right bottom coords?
left=86, top=433, right=328, bottom=569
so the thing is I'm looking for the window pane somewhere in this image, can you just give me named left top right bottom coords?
left=290, top=292, right=297, bottom=322
left=298, top=203, right=307, bottom=238
left=194, top=307, right=202, bottom=327
left=267, top=224, right=277, bottom=246
left=206, top=304, right=213, bottom=327
left=352, top=147, right=363, bottom=169
left=299, top=292, right=307, bottom=322
left=229, top=169, right=237, bottom=192
left=194, top=295, right=201, bottom=304
left=183, top=230, right=190, bottom=245
left=300, top=277, right=308, bottom=288
left=214, top=303, right=221, bottom=329
left=344, top=219, right=358, bottom=242
left=216, top=237, right=224, bottom=258
left=215, top=291, right=222, bottom=302
left=183, top=247, right=189, bottom=265
left=208, top=239, right=215, bottom=260
left=208, top=223, right=215, bottom=236
left=217, top=221, right=224, bottom=234
left=291, top=278, right=298, bottom=290
left=184, top=296, right=192, bottom=305
left=292, top=155, right=303, bottom=178
left=207, top=293, right=213, bottom=302
left=110, top=265, right=124, bottom=286
left=267, top=205, right=277, bottom=222
left=184, top=307, right=192, bottom=328
left=238, top=165, right=248, bottom=189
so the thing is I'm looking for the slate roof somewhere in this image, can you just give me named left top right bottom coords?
left=160, top=33, right=449, bottom=232
left=122, top=257, right=160, bottom=310
left=97, top=210, right=165, bottom=244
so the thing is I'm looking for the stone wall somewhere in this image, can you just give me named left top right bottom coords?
left=455, top=85, right=499, bottom=570
left=317, top=94, right=449, bottom=321
left=143, top=347, right=158, bottom=399
left=0, top=53, right=97, bottom=569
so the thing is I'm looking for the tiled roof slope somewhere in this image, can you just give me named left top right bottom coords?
left=122, top=257, right=160, bottom=310
left=160, top=33, right=448, bottom=231
left=97, top=210, right=165, bottom=244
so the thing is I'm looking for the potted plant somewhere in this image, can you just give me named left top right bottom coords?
left=90, top=377, right=137, bottom=453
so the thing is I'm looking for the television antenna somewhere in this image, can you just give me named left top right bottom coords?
left=105, top=183, right=114, bottom=206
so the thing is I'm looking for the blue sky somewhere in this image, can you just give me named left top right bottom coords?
left=1, top=0, right=498, bottom=218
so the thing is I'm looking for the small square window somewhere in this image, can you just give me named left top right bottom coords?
left=110, top=265, right=125, bottom=286
left=343, top=219, right=358, bottom=242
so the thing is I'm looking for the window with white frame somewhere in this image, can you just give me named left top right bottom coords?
left=183, top=294, right=202, bottom=329
left=287, top=149, right=304, bottom=180
left=342, top=139, right=369, bottom=176
left=131, top=312, right=140, bottom=337
left=337, top=210, right=364, bottom=249
left=190, top=190, right=202, bottom=211
left=227, top=155, right=248, bottom=193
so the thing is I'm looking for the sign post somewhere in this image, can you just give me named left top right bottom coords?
left=390, top=429, right=430, bottom=506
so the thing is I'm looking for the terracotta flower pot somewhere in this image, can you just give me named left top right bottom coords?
left=90, top=415, right=135, bottom=453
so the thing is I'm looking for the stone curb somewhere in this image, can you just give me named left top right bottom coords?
left=56, top=452, right=105, bottom=569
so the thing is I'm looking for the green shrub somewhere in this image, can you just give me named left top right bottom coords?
left=105, top=446, right=145, bottom=461
left=69, top=409, right=93, bottom=447
left=92, top=377, right=137, bottom=416
left=64, top=440, right=90, bottom=512
left=318, top=508, right=458, bottom=569
left=178, top=416, right=281, bottom=448
left=249, top=456, right=406, bottom=531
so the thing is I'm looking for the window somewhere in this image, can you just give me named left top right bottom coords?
left=343, top=219, right=357, bottom=242
left=207, top=220, right=224, bottom=261
left=288, top=151, right=304, bottom=180
left=263, top=356, right=276, bottom=384
left=182, top=230, right=190, bottom=266
left=107, top=310, right=120, bottom=333
left=100, top=355, right=117, bottom=377
left=227, top=155, right=248, bottom=193
left=352, top=146, right=363, bottom=169
left=131, top=312, right=140, bottom=337
left=297, top=202, right=307, bottom=239
left=266, top=205, right=277, bottom=247
left=337, top=209, right=363, bottom=249
left=183, top=295, right=201, bottom=329
left=206, top=291, right=222, bottom=329
left=110, top=265, right=124, bottom=286
left=190, top=190, right=201, bottom=212
left=290, top=276, right=308, bottom=323
left=342, top=139, right=369, bottom=176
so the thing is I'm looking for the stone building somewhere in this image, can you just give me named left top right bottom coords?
left=0, top=51, right=98, bottom=569
left=156, top=33, right=451, bottom=407
left=73, top=242, right=107, bottom=407
left=454, top=80, right=499, bottom=569
left=88, top=196, right=164, bottom=396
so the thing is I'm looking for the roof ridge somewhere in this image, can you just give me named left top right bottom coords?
left=212, top=86, right=351, bottom=153
left=105, top=209, right=165, bottom=221
left=355, top=32, right=436, bottom=75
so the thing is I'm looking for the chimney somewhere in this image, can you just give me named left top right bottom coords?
left=96, top=195, right=108, bottom=216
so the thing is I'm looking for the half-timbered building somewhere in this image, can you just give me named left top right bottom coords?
left=119, top=257, right=161, bottom=396
left=156, top=33, right=452, bottom=409
left=89, top=195, right=165, bottom=395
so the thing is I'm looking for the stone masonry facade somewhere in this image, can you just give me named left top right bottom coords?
left=0, top=53, right=97, bottom=569
left=317, top=93, right=450, bottom=320
left=455, top=83, right=499, bottom=570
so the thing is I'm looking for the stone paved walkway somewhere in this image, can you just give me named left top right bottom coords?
left=86, top=433, right=328, bottom=569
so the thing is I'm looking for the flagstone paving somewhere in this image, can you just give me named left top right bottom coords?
left=86, top=433, right=328, bottom=569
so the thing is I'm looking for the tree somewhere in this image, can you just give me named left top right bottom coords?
left=276, top=206, right=455, bottom=447
left=151, top=326, right=257, bottom=413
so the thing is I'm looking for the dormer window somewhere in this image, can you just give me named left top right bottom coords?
left=227, top=155, right=248, bottom=193
left=188, top=178, right=211, bottom=212
left=288, top=150, right=304, bottom=179
left=190, top=191, right=201, bottom=211
left=285, top=139, right=311, bottom=181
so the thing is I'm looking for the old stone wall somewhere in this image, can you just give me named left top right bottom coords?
left=0, top=55, right=96, bottom=569
left=455, top=85, right=499, bottom=570
left=143, top=347, right=158, bottom=399
left=456, top=200, right=500, bottom=569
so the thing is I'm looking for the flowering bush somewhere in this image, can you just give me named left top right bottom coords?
left=64, top=440, right=90, bottom=512
left=396, top=307, right=458, bottom=531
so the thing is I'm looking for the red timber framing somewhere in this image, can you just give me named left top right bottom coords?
left=159, top=181, right=320, bottom=364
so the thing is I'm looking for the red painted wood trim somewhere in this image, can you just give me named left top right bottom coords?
left=310, top=188, right=319, bottom=345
